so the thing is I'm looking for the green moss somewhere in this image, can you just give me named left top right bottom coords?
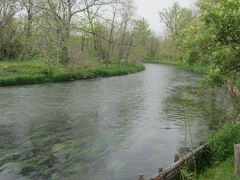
left=0, top=60, right=145, bottom=86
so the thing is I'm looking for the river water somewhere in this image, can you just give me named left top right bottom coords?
left=0, top=64, right=233, bottom=179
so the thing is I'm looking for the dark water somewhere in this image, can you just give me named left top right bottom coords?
left=0, top=64, right=233, bottom=180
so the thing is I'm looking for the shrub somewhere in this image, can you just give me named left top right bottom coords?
left=207, top=123, right=240, bottom=164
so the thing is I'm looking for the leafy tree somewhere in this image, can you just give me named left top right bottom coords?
left=158, top=2, right=194, bottom=60
left=0, top=0, right=22, bottom=60
left=200, top=0, right=240, bottom=84
left=132, top=18, right=159, bottom=61
left=159, top=2, right=193, bottom=42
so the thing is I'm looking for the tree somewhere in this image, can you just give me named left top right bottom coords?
left=159, top=2, right=193, bottom=42
left=117, top=0, right=135, bottom=62
left=0, top=0, right=154, bottom=67
left=106, top=5, right=117, bottom=62
left=158, top=2, right=194, bottom=60
left=36, top=0, right=118, bottom=63
left=0, top=0, right=21, bottom=59
left=200, top=0, right=240, bottom=84
left=20, top=0, right=36, bottom=59
left=132, top=18, right=152, bottom=60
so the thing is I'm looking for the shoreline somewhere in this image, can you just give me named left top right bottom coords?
left=0, top=60, right=145, bottom=87
left=145, top=60, right=240, bottom=179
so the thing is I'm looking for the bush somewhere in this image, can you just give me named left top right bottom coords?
left=207, top=123, right=240, bottom=164
left=186, top=51, right=199, bottom=65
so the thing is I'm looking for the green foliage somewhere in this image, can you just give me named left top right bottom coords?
left=0, top=60, right=145, bottom=86
left=180, top=167, right=195, bottom=180
left=182, top=0, right=240, bottom=87
left=202, top=68, right=225, bottom=87
left=202, top=0, right=240, bottom=47
left=207, top=123, right=240, bottom=163
left=197, top=157, right=240, bottom=180
left=0, top=0, right=160, bottom=67
left=158, top=3, right=194, bottom=60
left=159, top=2, right=193, bottom=41
left=186, top=51, right=199, bottom=65
left=175, top=123, right=240, bottom=179
left=161, top=0, right=240, bottom=88
left=133, top=18, right=152, bottom=46
left=132, top=18, right=160, bottom=61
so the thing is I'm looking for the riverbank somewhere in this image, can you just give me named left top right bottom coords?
left=147, top=123, right=240, bottom=180
left=198, top=157, right=237, bottom=179
left=195, top=123, right=240, bottom=179
left=0, top=60, right=145, bottom=86
left=147, top=59, right=240, bottom=179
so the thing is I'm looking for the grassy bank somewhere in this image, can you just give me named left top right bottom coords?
left=195, top=123, right=240, bottom=179
left=198, top=157, right=239, bottom=180
left=175, top=123, right=240, bottom=179
left=0, top=60, right=145, bottom=86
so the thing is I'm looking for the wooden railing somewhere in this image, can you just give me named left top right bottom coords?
left=139, top=143, right=208, bottom=180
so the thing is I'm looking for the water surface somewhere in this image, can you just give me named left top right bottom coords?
left=0, top=64, right=233, bottom=179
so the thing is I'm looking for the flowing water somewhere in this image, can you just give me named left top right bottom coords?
left=0, top=64, right=233, bottom=180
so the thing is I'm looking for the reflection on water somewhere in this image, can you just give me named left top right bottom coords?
left=0, top=64, right=234, bottom=179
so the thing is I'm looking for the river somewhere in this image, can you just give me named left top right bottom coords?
left=0, top=64, right=233, bottom=179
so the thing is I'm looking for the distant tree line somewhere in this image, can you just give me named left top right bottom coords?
left=3, top=0, right=238, bottom=89
left=0, top=0, right=160, bottom=66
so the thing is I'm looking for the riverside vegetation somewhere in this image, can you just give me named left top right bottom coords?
left=146, top=0, right=240, bottom=179
left=0, top=0, right=157, bottom=86
left=0, top=60, right=144, bottom=86
left=149, top=59, right=240, bottom=179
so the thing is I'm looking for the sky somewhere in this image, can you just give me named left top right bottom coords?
left=134, top=0, right=196, bottom=34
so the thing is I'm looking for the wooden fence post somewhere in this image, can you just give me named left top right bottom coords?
left=139, top=174, right=144, bottom=180
left=174, top=154, right=180, bottom=163
left=234, top=144, right=240, bottom=174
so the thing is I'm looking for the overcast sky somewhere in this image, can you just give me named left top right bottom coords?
left=134, top=0, right=196, bottom=34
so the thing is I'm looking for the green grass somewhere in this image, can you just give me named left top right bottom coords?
left=0, top=60, right=145, bottom=86
left=184, top=123, right=240, bottom=180
left=198, top=123, right=240, bottom=179
left=198, top=157, right=240, bottom=180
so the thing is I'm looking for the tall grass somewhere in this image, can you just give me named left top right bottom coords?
left=196, top=123, right=240, bottom=179
left=207, top=123, right=240, bottom=163
left=177, top=123, right=240, bottom=179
